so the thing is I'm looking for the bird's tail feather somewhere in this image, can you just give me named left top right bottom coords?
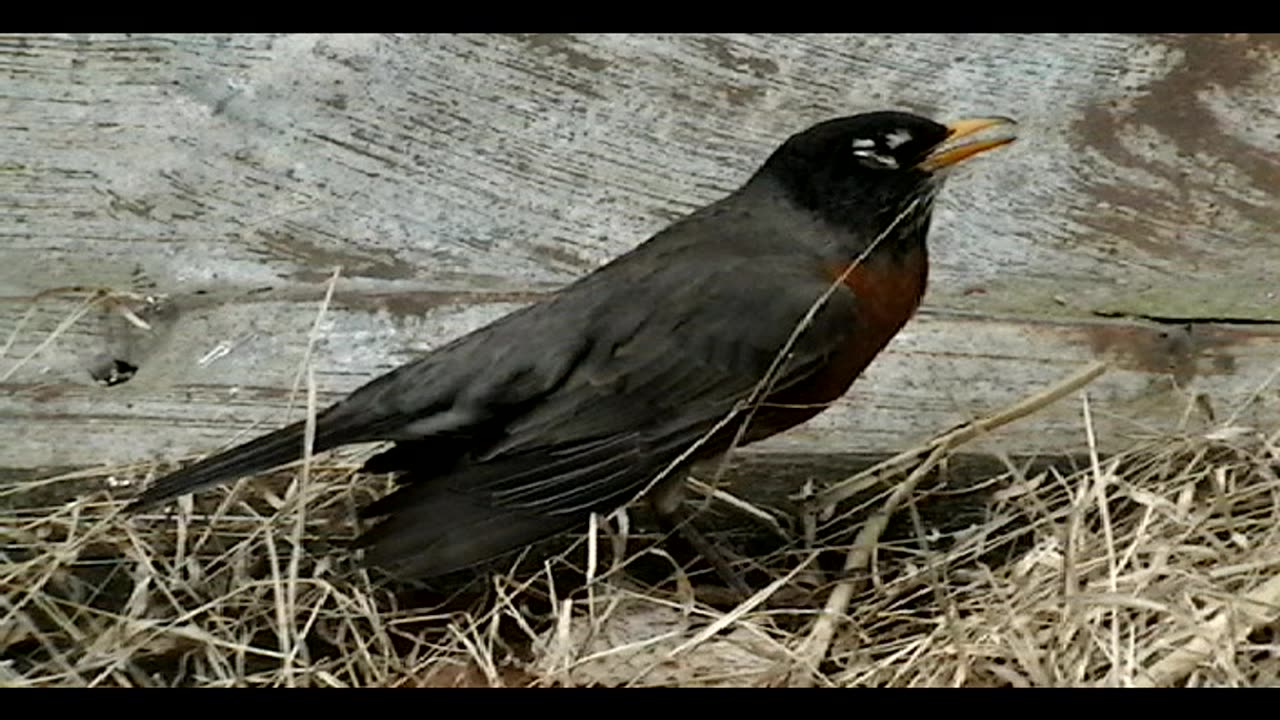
left=127, top=420, right=323, bottom=511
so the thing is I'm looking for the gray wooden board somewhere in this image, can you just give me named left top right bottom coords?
left=3, top=33, right=1278, bottom=477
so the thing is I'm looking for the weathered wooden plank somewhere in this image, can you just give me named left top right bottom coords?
left=3, top=33, right=1278, bottom=475
left=3, top=287, right=1277, bottom=471
left=4, top=34, right=1277, bottom=300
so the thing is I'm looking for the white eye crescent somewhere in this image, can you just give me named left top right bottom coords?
left=852, top=147, right=898, bottom=169
left=885, top=128, right=912, bottom=149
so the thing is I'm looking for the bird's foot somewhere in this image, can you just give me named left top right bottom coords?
left=665, top=510, right=752, bottom=601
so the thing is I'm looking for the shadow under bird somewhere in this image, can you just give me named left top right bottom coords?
left=128, top=110, right=1017, bottom=585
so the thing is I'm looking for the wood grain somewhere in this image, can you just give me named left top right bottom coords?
left=3, top=33, right=1279, bottom=477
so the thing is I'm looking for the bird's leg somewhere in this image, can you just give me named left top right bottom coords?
left=650, top=472, right=752, bottom=599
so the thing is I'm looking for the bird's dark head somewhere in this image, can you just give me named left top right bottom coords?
left=754, top=111, right=1016, bottom=242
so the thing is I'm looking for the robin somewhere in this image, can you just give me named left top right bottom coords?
left=128, top=111, right=1016, bottom=586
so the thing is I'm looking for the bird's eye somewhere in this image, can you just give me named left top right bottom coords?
left=850, top=135, right=907, bottom=169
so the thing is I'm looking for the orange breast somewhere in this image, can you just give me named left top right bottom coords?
left=742, top=246, right=929, bottom=443
left=838, top=246, right=929, bottom=359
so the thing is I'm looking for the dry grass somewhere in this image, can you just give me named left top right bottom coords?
left=5, top=376, right=1280, bottom=687
left=5, top=272, right=1279, bottom=687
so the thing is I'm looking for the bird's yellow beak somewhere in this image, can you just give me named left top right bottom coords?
left=919, top=116, right=1018, bottom=171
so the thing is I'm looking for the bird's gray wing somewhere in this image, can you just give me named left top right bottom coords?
left=352, top=251, right=860, bottom=578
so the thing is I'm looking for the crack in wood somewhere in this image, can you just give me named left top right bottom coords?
left=1092, top=310, right=1280, bottom=327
